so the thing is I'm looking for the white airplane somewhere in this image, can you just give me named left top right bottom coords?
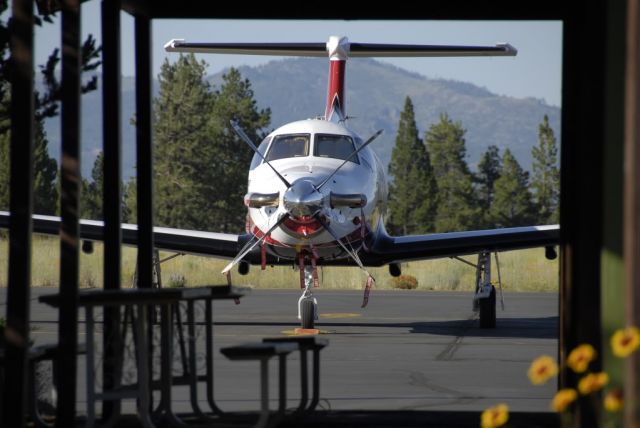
left=0, top=36, right=559, bottom=330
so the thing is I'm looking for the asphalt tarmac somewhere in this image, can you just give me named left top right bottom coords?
left=8, top=287, right=559, bottom=418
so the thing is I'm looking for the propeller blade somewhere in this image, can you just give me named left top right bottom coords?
left=221, top=214, right=288, bottom=274
left=230, top=120, right=292, bottom=188
left=313, top=213, right=373, bottom=279
left=316, top=129, right=383, bottom=190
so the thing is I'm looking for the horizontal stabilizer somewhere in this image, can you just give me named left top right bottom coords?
left=164, top=39, right=517, bottom=58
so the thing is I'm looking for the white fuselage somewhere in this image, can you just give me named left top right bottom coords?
left=246, top=119, right=387, bottom=261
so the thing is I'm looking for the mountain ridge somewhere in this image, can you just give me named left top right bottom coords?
left=43, top=57, right=560, bottom=180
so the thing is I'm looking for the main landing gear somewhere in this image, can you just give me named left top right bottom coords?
left=455, top=250, right=504, bottom=329
left=298, top=265, right=318, bottom=329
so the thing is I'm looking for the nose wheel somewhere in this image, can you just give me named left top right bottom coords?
left=297, top=264, right=318, bottom=329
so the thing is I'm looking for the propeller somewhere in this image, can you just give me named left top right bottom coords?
left=221, top=214, right=289, bottom=274
left=316, top=129, right=383, bottom=190
left=313, top=212, right=373, bottom=279
left=230, top=120, right=292, bottom=188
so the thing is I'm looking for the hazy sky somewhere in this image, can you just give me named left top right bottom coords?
left=28, top=3, right=562, bottom=106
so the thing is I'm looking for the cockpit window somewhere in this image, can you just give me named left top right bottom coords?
left=250, top=136, right=271, bottom=170
left=265, top=134, right=310, bottom=161
left=314, top=134, right=358, bottom=164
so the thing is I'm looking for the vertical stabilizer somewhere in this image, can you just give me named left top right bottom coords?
left=325, top=36, right=349, bottom=120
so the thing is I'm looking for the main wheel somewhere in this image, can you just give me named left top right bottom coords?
left=301, top=298, right=315, bottom=329
left=479, top=285, right=496, bottom=328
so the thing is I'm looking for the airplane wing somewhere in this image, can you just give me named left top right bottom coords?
left=0, top=211, right=558, bottom=266
left=0, top=211, right=240, bottom=259
left=359, top=224, right=560, bottom=266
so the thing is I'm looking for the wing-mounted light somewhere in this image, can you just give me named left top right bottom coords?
left=244, top=192, right=280, bottom=208
left=330, top=193, right=367, bottom=208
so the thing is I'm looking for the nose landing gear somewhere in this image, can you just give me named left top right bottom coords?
left=297, top=265, right=318, bottom=329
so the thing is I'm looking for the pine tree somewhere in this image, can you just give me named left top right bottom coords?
left=387, top=96, right=437, bottom=235
left=205, top=68, right=271, bottom=233
left=154, top=54, right=214, bottom=230
left=123, top=177, right=137, bottom=223
left=476, top=145, right=501, bottom=228
left=0, top=2, right=101, bottom=212
left=0, top=118, right=58, bottom=214
left=81, top=151, right=104, bottom=220
left=531, top=115, right=560, bottom=224
left=425, top=113, right=479, bottom=232
left=32, top=120, right=58, bottom=214
left=0, top=129, right=8, bottom=210
left=490, top=149, right=534, bottom=227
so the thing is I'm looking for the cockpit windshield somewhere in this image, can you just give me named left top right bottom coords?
left=314, top=134, right=358, bottom=163
left=265, top=134, right=310, bottom=161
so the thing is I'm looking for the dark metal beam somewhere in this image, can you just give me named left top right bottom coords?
left=56, top=0, right=81, bottom=425
left=121, top=0, right=565, bottom=19
left=2, top=0, right=34, bottom=426
left=559, top=2, right=605, bottom=427
left=101, top=0, right=123, bottom=420
left=625, top=0, right=640, bottom=424
left=135, top=14, right=154, bottom=289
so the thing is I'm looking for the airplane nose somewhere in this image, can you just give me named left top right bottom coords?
left=283, top=179, right=323, bottom=218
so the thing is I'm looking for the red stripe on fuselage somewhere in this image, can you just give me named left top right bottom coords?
left=325, top=60, right=346, bottom=119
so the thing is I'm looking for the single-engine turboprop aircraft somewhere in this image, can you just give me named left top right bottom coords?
left=0, top=36, right=559, bottom=330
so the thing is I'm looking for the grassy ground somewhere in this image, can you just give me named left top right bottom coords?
left=0, top=235, right=559, bottom=292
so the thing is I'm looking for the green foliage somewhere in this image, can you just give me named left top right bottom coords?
left=154, top=54, right=216, bottom=230
left=0, top=118, right=57, bottom=214
left=387, top=96, right=438, bottom=234
left=207, top=68, right=271, bottom=232
left=490, top=149, right=535, bottom=227
left=32, top=121, right=58, bottom=214
left=476, top=145, right=502, bottom=228
left=0, top=4, right=101, bottom=214
left=531, top=115, right=560, bottom=224
left=0, top=129, right=7, bottom=210
left=167, top=273, right=187, bottom=288
left=81, top=151, right=103, bottom=220
left=425, top=113, right=480, bottom=232
left=154, top=55, right=270, bottom=232
left=391, top=274, right=418, bottom=290
left=123, top=177, right=137, bottom=224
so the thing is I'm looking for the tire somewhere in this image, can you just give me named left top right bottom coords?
left=479, top=285, right=496, bottom=329
left=301, top=298, right=315, bottom=329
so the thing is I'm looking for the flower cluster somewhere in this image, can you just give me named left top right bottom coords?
left=545, top=326, right=638, bottom=414
left=479, top=326, right=640, bottom=427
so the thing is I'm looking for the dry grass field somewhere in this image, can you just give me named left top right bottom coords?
left=0, top=235, right=559, bottom=292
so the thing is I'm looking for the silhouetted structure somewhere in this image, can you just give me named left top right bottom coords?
left=2, top=1, right=638, bottom=427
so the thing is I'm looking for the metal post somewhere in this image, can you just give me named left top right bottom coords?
left=134, top=14, right=154, bottom=289
left=2, top=0, right=34, bottom=426
left=624, top=0, right=640, bottom=425
left=560, top=5, right=606, bottom=427
left=56, top=0, right=82, bottom=425
left=101, top=0, right=123, bottom=420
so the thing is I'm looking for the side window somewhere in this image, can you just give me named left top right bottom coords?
left=250, top=136, right=271, bottom=170
left=314, top=134, right=358, bottom=163
left=266, top=134, right=310, bottom=161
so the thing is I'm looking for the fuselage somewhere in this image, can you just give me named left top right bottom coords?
left=245, top=119, right=387, bottom=261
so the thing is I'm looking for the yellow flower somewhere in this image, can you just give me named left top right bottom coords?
left=528, top=355, right=559, bottom=385
left=577, top=372, right=609, bottom=395
left=551, top=388, right=578, bottom=412
left=567, top=344, right=597, bottom=373
left=611, top=327, right=640, bottom=357
left=481, top=403, right=509, bottom=428
left=604, top=388, right=624, bottom=412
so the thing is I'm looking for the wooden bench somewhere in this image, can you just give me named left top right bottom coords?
left=262, top=336, right=328, bottom=414
left=220, top=342, right=299, bottom=428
